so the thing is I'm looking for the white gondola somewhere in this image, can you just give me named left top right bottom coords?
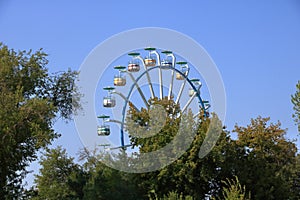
left=97, top=125, right=110, bottom=136
left=103, top=86, right=116, bottom=108
left=103, top=96, right=116, bottom=107
left=161, top=59, right=172, bottom=67
left=114, top=75, right=126, bottom=86
left=128, top=61, right=140, bottom=72
left=144, top=57, right=156, bottom=67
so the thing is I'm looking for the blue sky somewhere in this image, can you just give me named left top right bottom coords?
left=1, top=0, right=300, bottom=186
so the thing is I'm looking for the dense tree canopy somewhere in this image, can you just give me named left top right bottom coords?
left=0, top=43, right=80, bottom=198
left=232, top=117, right=298, bottom=199
left=33, top=147, right=86, bottom=200
left=126, top=97, right=231, bottom=199
left=31, top=99, right=299, bottom=199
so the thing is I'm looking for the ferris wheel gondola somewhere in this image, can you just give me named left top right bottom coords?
left=144, top=47, right=157, bottom=67
left=103, top=86, right=116, bottom=108
left=176, top=61, right=188, bottom=80
left=97, top=115, right=111, bottom=136
left=114, top=66, right=126, bottom=86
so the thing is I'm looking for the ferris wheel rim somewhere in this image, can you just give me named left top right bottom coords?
left=117, top=64, right=209, bottom=147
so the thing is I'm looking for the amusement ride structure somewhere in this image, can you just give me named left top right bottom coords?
left=97, top=47, right=210, bottom=149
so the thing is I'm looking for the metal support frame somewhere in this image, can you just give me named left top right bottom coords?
left=126, top=72, right=149, bottom=109
left=182, top=92, right=197, bottom=113
left=105, top=119, right=124, bottom=125
left=175, top=64, right=189, bottom=104
left=136, top=56, right=155, bottom=99
left=150, top=50, right=162, bottom=99
left=167, top=54, right=176, bottom=100
left=111, top=91, right=139, bottom=111
left=119, top=65, right=208, bottom=147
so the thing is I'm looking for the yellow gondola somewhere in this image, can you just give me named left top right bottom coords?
left=176, top=73, right=184, bottom=80
left=114, top=75, right=126, bottom=86
left=113, top=66, right=127, bottom=86
left=144, top=57, right=156, bottom=67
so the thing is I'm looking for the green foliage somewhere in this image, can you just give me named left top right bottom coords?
left=31, top=114, right=300, bottom=199
left=33, top=147, right=86, bottom=200
left=213, top=176, right=250, bottom=200
left=28, top=86, right=300, bottom=199
left=52, top=69, right=81, bottom=120
left=149, top=191, right=193, bottom=200
left=126, top=97, right=230, bottom=199
left=0, top=43, right=81, bottom=198
left=291, top=80, right=300, bottom=132
left=233, top=116, right=298, bottom=199
left=127, top=96, right=181, bottom=152
left=78, top=148, right=144, bottom=200
left=288, top=154, right=300, bottom=199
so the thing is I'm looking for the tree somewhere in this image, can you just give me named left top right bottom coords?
left=126, top=97, right=230, bottom=199
left=292, top=81, right=300, bottom=132
left=78, top=147, right=144, bottom=200
left=0, top=43, right=81, bottom=198
left=288, top=153, right=300, bottom=200
left=126, top=99, right=299, bottom=199
left=233, top=116, right=298, bottom=199
left=33, top=147, right=86, bottom=199
left=28, top=97, right=300, bottom=199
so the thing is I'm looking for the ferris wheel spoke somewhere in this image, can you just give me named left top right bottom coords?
left=105, top=118, right=125, bottom=126
left=175, top=79, right=187, bottom=105
left=111, top=91, right=139, bottom=111
left=193, top=111, right=200, bottom=119
left=106, top=144, right=132, bottom=151
left=182, top=78, right=202, bottom=113
left=150, top=50, right=163, bottom=99
left=127, top=72, right=149, bottom=109
left=182, top=92, right=197, bottom=113
left=161, top=50, right=175, bottom=100
left=175, top=62, right=189, bottom=105
left=136, top=56, right=155, bottom=99
left=168, top=70, right=175, bottom=100
left=159, top=66, right=163, bottom=99
left=167, top=53, right=176, bottom=100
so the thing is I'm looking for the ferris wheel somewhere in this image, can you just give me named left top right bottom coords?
left=97, top=47, right=210, bottom=149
